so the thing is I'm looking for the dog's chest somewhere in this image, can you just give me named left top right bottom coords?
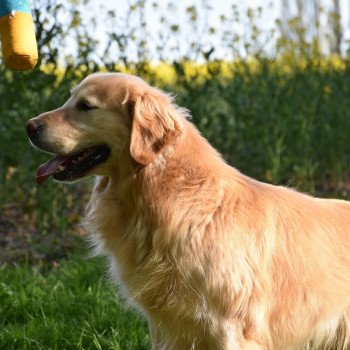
left=86, top=186, right=213, bottom=320
left=86, top=187, right=171, bottom=296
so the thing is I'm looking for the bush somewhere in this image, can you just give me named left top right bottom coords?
left=1, top=57, right=350, bottom=236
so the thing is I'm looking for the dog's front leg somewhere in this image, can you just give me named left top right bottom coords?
left=210, top=320, right=266, bottom=350
left=149, top=321, right=169, bottom=350
left=239, top=340, right=265, bottom=350
left=149, top=318, right=265, bottom=350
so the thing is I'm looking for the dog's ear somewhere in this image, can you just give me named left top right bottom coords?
left=128, top=90, right=184, bottom=165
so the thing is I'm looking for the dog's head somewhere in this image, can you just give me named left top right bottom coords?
left=26, top=73, right=186, bottom=184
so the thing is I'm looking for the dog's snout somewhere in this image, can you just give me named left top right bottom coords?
left=26, top=119, right=44, bottom=136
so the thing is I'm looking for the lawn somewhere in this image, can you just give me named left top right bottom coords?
left=0, top=252, right=151, bottom=350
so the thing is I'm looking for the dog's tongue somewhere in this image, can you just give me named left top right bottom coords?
left=36, top=155, right=70, bottom=184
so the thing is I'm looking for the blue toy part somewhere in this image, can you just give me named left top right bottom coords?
left=0, top=0, right=32, bottom=17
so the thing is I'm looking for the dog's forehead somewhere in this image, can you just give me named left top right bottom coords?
left=70, top=73, right=145, bottom=102
left=71, top=76, right=114, bottom=99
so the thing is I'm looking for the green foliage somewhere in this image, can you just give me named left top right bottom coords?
left=0, top=253, right=151, bottom=349
left=167, top=58, right=350, bottom=191
left=0, top=65, right=87, bottom=234
left=1, top=0, right=350, bottom=240
left=2, top=59, right=350, bottom=235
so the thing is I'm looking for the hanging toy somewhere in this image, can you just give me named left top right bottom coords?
left=0, top=0, right=38, bottom=71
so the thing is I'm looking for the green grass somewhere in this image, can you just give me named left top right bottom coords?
left=0, top=253, right=151, bottom=350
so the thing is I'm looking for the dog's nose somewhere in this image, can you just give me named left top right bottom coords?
left=26, top=119, right=43, bottom=136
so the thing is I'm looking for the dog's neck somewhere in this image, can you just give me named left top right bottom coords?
left=118, top=123, right=241, bottom=234
left=85, top=121, right=248, bottom=287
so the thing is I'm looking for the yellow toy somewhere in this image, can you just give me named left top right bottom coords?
left=0, top=0, right=38, bottom=71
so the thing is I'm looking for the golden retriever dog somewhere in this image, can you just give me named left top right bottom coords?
left=26, top=73, right=350, bottom=350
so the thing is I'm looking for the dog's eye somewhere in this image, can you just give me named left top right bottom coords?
left=76, top=101, right=96, bottom=111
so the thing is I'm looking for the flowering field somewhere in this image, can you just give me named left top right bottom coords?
left=1, top=57, right=350, bottom=252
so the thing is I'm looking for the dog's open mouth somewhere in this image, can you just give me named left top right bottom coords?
left=36, top=145, right=110, bottom=184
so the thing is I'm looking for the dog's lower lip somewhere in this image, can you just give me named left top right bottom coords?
left=54, top=146, right=110, bottom=181
left=36, top=145, right=110, bottom=184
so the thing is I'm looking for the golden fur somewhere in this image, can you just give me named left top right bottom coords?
left=28, top=73, right=350, bottom=349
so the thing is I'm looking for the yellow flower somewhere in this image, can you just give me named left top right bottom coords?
left=323, top=85, right=332, bottom=95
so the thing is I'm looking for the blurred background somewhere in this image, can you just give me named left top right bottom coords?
left=2, top=0, right=350, bottom=262
left=1, top=0, right=350, bottom=348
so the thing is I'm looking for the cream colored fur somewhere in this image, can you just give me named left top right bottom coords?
left=30, top=73, right=350, bottom=350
